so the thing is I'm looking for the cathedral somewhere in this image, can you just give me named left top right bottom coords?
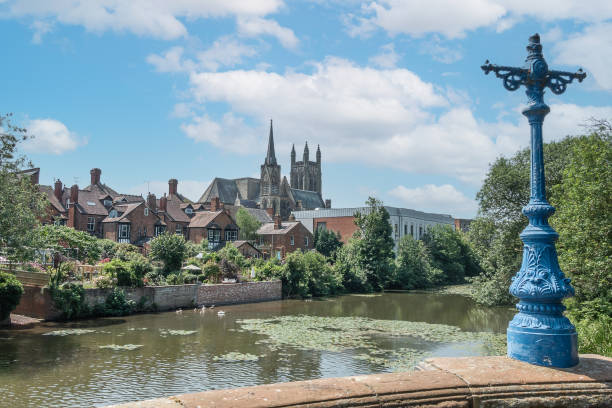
left=198, top=121, right=329, bottom=219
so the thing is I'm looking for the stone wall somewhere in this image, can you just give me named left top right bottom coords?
left=14, top=281, right=281, bottom=320
left=198, top=281, right=282, bottom=306
left=106, top=354, right=612, bottom=408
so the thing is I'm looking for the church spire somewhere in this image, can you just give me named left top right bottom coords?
left=303, top=141, right=309, bottom=162
left=291, top=143, right=296, bottom=164
left=316, top=144, right=321, bottom=164
left=265, top=119, right=277, bottom=165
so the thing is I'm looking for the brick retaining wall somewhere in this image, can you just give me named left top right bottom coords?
left=198, top=281, right=282, bottom=306
left=14, top=281, right=281, bottom=320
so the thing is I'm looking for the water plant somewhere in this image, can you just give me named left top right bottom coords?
left=43, top=328, right=96, bottom=336
left=99, top=344, right=143, bottom=351
left=213, top=352, right=259, bottom=362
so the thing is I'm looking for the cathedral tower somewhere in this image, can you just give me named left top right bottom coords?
left=260, top=120, right=282, bottom=215
left=290, top=142, right=322, bottom=196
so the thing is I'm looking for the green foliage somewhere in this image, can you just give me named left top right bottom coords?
left=102, top=259, right=142, bottom=287
left=314, top=228, right=343, bottom=259
left=253, top=258, right=283, bottom=281
left=36, top=224, right=102, bottom=264
left=389, top=236, right=442, bottom=289
left=334, top=239, right=371, bottom=292
left=218, top=242, right=247, bottom=268
left=149, top=232, right=187, bottom=273
left=183, top=273, right=198, bottom=284
left=101, top=288, right=134, bottom=316
left=421, top=225, right=480, bottom=285
left=279, top=250, right=343, bottom=298
left=114, top=243, right=139, bottom=261
left=236, top=207, right=261, bottom=240
left=50, top=283, right=89, bottom=320
left=343, top=197, right=395, bottom=291
left=98, top=239, right=119, bottom=259
left=165, top=271, right=184, bottom=285
left=143, top=270, right=165, bottom=286
left=202, top=261, right=221, bottom=283
left=93, top=274, right=116, bottom=289
left=550, top=132, right=612, bottom=314
left=184, top=240, right=200, bottom=258
left=0, top=114, right=47, bottom=262
left=0, top=271, right=24, bottom=321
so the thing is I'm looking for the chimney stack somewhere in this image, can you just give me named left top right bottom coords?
left=266, top=207, right=274, bottom=217
left=70, top=184, right=79, bottom=205
left=325, top=199, right=331, bottom=209
left=54, top=179, right=63, bottom=202
left=274, top=215, right=282, bottom=230
left=90, top=168, right=101, bottom=185
left=211, top=197, right=220, bottom=211
left=147, top=193, right=157, bottom=212
left=169, top=179, right=178, bottom=196
left=159, top=194, right=167, bottom=212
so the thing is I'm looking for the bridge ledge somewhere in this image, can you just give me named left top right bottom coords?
left=107, top=355, right=611, bottom=408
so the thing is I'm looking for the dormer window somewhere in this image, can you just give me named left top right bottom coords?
left=103, top=199, right=112, bottom=207
left=185, top=207, right=193, bottom=215
left=109, top=209, right=118, bottom=218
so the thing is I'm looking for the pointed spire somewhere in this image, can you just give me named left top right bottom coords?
left=316, top=144, right=321, bottom=163
left=265, top=119, right=277, bottom=165
left=291, top=143, right=296, bottom=164
left=303, top=141, right=309, bottom=161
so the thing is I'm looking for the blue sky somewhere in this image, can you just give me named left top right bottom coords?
left=2, top=0, right=611, bottom=218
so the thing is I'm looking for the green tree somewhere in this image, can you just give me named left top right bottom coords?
left=278, top=250, right=342, bottom=298
left=236, top=207, right=261, bottom=241
left=314, top=228, right=343, bottom=258
left=149, top=232, right=187, bottom=273
left=0, top=114, right=47, bottom=262
left=36, top=224, right=102, bottom=264
left=421, top=225, right=480, bottom=284
left=0, top=271, right=24, bottom=322
left=336, top=197, right=395, bottom=292
left=390, top=235, right=442, bottom=289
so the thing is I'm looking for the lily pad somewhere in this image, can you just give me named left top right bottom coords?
left=43, top=329, right=96, bottom=336
left=213, top=352, right=260, bottom=362
left=159, top=329, right=197, bottom=336
left=99, top=344, right=143, bottom=351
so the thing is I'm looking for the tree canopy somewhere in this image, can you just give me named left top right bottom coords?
left=235, top=207, right=261, bottom=241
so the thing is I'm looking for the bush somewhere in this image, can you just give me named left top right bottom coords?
left=0, top=272, right=24, bottom=321
left=165, top=272, right=184, bottom=285
left=218, top=242, right=247, bottom=268
left=98, top=239, right=119, bottom=259
left=93, top=274, right=116, bottom=289
left=50, top=283, right=89, bottom=320
left=102, top=258, right=143, bottom=287
left=143, top=270, right=165, bottom=286
left=124, top=252, right=152, bottom=281
left=114, top=243, right=139, bottom=261
left=202, top=261, right=221, bottom=283
left=102, top=288, right=134, bottom=316
left=390, top=236, right=441, bottom=290
left=150, top=233, right=187, bottom=273
left=183, top=273, right=198, bottom=284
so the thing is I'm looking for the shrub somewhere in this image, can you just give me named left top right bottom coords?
left=390, top=236, right=441, bottom=290
left=124, top=252, right=152, bottom=281
left=165, top=272, right=184, bottom=285
left=102, top=258, right=143, bottom=287
left=202, top=261, right=221, bottom=283
left=218, top=242, right=247, bottom=268
left=183, top=273, right=198, bottom=284
left=150, top=233, right=187, bottom=273
left=50, top=282, right=89, bottom=320
left=93, top=274, right=116, bottom=289
left=143, top=270, right=165, bottom=286
left=98, top=239, right=119, bottom=259
left=103, top=288, right=134, bottom=316
left=0, top=272, right=24, bottom=321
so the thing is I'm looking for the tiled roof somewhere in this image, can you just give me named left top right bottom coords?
left=198, top=177, right=260, bottom=204
left=188, top=210, right=224, bottom=228
left=225, top=205, right=273, bottom=224
left=290, top=188, right=325, bottom=210
left=74, top=189, right=111, bottom=216
left=102, top=202, right=142, bottom=223
left=165, top=194, right=191, bottom=223
left=256, top=221, right=301, bottom=235
left=39, top=185, right=65, bottom=213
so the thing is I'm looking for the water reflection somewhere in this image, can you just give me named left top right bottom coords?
left=0, top=292, right=514, bottom=407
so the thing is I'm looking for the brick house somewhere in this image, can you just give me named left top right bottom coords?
left=232, top=240, right=262, bottom=259
left=256, top=216, right=314, bottom=260
left=102, top=201, right=165, bottom=244
left=154, top=179, right=194, bottom=239
left=188, top=202, right=239, bottom=250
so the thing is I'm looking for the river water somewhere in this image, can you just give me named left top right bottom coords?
left=0, top=292, right=515, bottom=407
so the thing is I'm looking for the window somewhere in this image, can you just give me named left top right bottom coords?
left=290, top=235, right=295, bottom=246
left=185, top=207, right=193, bottom=215
left=155, top=225, right=165, bottom=236
left=419, top=226, right=423, bottom=238
left=144, top=208, right=149, bottom=216
left=65, top=198, right=71, bottom=208
left=143, top=227, right=147, bottom=236
left=109, top=209, right=118, bottom=218
left=119, top=224, right=130, bottom=239
left=394, top=224, right=399, bottom=239
left=410, top=225, right=414, bottom=237
left=225, top=230, right=237, bottom=241
left=87, top=217, right=95, bottom=232
left=103, top=199, right=112, bottom=207
left=317, top=222, right=327, bottom=231
left=176, top=225, right=182, bottom=235
left=404, top=224, right=408, bottom=235
left=87, top=201, right=96, bottom=206
left=304, top=236, right=309, bottom=247
left=208, top=229, right=220, bottom=242
left=276, top=250, right=281, bottom=260
left=259, top=236, right=264, bottom=246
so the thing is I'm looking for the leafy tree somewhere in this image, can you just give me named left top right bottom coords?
left=149, top=232, right=187, bottom=273
left=236, top=207, right=261, bottom=241
left=550, top=129, right=611, bottom=317
left=421, top=225, right=480, bottom=284
left=218, top=241, right=247, bottom=268
left=390, top=235, right=442, bottom=289
left=36, top=224, right=102, bottom=264
left=0, top=113, right=47, bottom=262
left=334, top=239, right=371, bottom=292
left=314, top=228, right=343, bottom=258
left=0, top=271, right=24, bottom=321
left=98, top=239, right=119, bottom=260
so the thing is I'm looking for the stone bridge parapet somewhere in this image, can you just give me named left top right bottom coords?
left=107, top=355, right=611, bottom=408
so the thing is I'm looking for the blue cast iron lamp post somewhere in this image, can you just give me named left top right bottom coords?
left=481, top=34, right=586, bottom=368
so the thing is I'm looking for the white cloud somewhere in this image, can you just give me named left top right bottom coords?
left=179, top=57, right=612, bottom=185
left=346, top=0, right=612, bottom=39
left=553, top=23, right=612, bottom=91
left=419, top=36, right=462, bottom=64
left=7, top=0, right=284, bottom=40
left=369, top=43, right=399, bottom=68
left=30, top=20, right=53, bottom=43
left=236, top=16, right=298, bottom=49
left=389, top=184, right=477, bottom=218
left=130, top=179, right=210, bottom=202
left=22, top=118, right=83, bottom=154
left=147, top=46, right=194, bottom=73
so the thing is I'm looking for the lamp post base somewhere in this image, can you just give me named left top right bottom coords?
left=507, top=327, right=579, bottom=368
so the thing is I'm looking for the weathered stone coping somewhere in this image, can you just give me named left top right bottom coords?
left=106, top=354, right=611, bottom=407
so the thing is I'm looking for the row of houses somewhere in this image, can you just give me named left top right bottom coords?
left=33, top=168, right=315, bottom=260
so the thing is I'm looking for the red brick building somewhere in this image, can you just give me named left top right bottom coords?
left=256, top=216, right=314, bottom=260
left=232, top=241, right=262, bottom=259
left=188, top=205, right=239, bottom=250
left=102, top=201, right=165, bottom=244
